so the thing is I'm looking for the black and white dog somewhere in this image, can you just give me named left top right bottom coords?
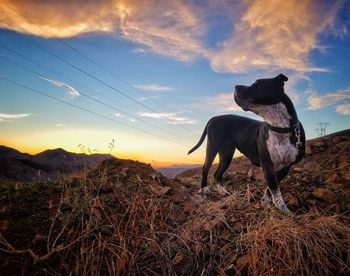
left=188, top=74, right=305, bottom=213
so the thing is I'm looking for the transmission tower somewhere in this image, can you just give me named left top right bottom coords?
left=315, top=122, right=330, bottom=137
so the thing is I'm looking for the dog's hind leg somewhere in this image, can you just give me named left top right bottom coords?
left=199, top=138, right=219, bottom=195
left=213, top=145, right=235, bottom=196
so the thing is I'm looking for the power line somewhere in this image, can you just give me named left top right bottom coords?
left=0, top=43, right=116, bottom=104
left=0, top=1, right=194, bottom=132
left=0, top=76, right=190, bottom=147
left=0, top=52, right=193, bottom=143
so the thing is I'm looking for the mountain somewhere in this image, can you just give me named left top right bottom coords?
left=0, top=146, right=114, bottom=182
left=156, top=164, right=201, bottom=178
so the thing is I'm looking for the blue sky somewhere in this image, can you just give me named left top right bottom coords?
left=0, top=0, right=349, bottom=166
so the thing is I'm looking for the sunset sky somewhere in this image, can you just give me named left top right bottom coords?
left=0, top=0, right=349, bottom=167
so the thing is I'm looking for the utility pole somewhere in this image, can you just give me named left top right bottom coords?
left=315, top=122, right=329, bottom=137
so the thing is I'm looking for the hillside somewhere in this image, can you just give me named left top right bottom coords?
left=0, top=130, right=349, bottom=275
left=0, top=146, right=114, bottom=182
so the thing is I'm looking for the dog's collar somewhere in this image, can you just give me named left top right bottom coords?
left=265, top=122, right=303, bottom=149
left=266, top=123, right=294, bottom=133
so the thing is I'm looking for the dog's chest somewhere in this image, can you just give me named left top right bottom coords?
left=266, top=131, right=298, bottom=171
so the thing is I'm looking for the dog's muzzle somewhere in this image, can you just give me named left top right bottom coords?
left=234, top=92, right=250, bottom=111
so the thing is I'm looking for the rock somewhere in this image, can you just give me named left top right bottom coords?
left=284, top=193, right=299, bottom=207
left=312, top=141, right=325, bottom=148
left=332, top=136, right=342, bottom=144
left=293, top=167, right=303, bottom=173
left=47, top=200, right=54, bottom=210
left=305, top=199, right=317, bottom=206
left=323, top=173, right=343, bottom=185
left=157, top=186, right=173, bottom=196
left=236, top=254, right=254, bottom=270
left=32, top=234, right=46, bottom=245
left=247, top=168, right=255, bottom=181
left=312, top=188, right=337, bottom=203
left=172, top=252, right=184, bottom=265
left=92, top=208, right=102, bottom=221
left=305, top=145, right=312, bottom=154
left=202, top=218, right=223, bottom=232
left=233, top=222, right=243, bottom=232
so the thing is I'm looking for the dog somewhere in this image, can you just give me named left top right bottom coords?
left=187, top=74, right=305, bottom=213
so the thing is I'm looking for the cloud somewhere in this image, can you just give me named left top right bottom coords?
left=40, top=77, right=80, bottom=97
left=209, top=0, right=341, bottom=73
left=0, top=0, right=205, bottom=62
left=0, top=113, right=31, bottom=121
left=0, top=0, right=115, bottom=38
left=306, top=87, right=350, bottom=110
left=115, top=113, right=124, bottom=118
left=201, top=92, right=241, bottom=112
left=55, top=123, right=64, bottom=127
left=137, top=111, right=196, bottom=124
left=336, top=103, right=350, bottom=115
left=133, top=83, right=173, bottom=92
left=137, top=95, right=161, bottom=101
left=0, top=0, right=344, bottom=73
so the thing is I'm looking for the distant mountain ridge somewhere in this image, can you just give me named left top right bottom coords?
left=156, top=164, right=201, bottom=178
left=0, top=146, right=114, bottom=182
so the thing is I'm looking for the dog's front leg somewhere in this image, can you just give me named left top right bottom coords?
left=260, top=159, right=291, bottom=214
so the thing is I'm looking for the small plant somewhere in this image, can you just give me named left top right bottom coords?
left=108, top=139, right=116, bottom=154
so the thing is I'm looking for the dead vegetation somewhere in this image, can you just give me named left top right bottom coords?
left=1, top=166, right=350, bottom=275
left=1, top=130, right=350, bottom=275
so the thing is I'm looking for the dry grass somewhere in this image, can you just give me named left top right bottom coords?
left=1, top=172, right=350, bottom=275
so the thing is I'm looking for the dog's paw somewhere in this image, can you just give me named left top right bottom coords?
left=275, top=203, right=293, bottom=215
left=261, top=189, right=272, bottom=207
left=198, top=187, right=210, bottom=195
left=215, top=184, right=230, bottom=196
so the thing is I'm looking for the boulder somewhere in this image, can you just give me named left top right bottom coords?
left=312, top=188, right=337, bottom=203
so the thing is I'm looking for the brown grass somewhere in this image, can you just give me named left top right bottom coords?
left=1, top=173, right=349, bottom=275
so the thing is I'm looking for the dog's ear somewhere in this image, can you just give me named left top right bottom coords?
left=277, top=74, right=288, bottom=82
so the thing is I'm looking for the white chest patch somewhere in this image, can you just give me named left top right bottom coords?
left=249, top=101, right=299, bottom=170
left=266, top=131, right=298, bottom=171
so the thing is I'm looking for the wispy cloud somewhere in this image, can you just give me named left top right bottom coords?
left=0, top=0, right=344, bottom=73
left=137, top=95, right=161, bottom=101
left=0, top=113, right=31, bottom=121
left=306, top=87, right=350, bottom=110
left=115, top=113, right=125, bottom=118
left=200, top=92, right=241, bottom=112
left=336, top=103, right=350, bottom=115
left=137, top=111, right=196, bottom=124
left=55, top=123, right=64, bottom=127
left=40, top=77, right=80, bottom=97
left=133, top=83, right=173, bottom=92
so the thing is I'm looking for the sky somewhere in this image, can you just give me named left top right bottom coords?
left=0, top=0, right=349, bottom=167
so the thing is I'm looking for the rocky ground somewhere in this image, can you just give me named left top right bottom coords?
left=0, top=130, right=349, bottom=275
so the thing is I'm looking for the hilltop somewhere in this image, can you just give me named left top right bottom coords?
left=0, top=146, right=114, bottom=182
left=0, top=130, right=349, bottom=275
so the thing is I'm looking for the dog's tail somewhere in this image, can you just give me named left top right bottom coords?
left=187, top=124, right=208, bottom=155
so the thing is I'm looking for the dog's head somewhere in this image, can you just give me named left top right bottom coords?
left=234, top=74, right=295, bottom=124
left=234, top=74, right=288, bottom=109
